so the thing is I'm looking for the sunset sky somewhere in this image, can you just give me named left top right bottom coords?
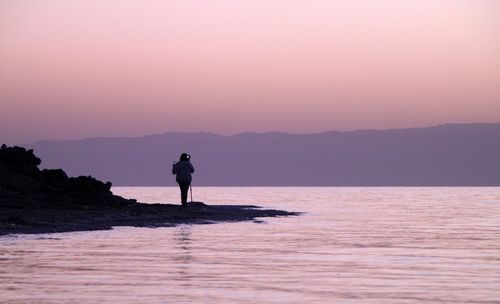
left=1, top=0, right=499, bottom=144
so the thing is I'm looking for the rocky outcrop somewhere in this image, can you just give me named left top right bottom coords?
left=0, top=144, right=135, bottom=209
left=0, top=145, right=299, bottom=235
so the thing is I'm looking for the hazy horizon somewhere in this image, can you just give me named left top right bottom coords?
left=1, top=1, right=499, bottom=144
left=4, top=120, right=497, bottom=145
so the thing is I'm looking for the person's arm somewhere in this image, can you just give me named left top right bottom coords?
left=172, top=163, right=178, bottom=174
left=189, top=162, right=195, bottom=173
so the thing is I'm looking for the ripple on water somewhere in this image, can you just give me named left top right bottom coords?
left=1, top=187, right=500, bottom=303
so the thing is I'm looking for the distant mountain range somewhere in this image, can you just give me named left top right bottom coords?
left=25, top=123, right=500, bottom=186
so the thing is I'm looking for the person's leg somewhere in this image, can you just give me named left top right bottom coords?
left=179, top=182, right=190, bottom=205
left=178, top=182, right=184, bottom=205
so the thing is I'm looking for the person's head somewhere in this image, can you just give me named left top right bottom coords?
left=179, top=153, right=190, bottom=161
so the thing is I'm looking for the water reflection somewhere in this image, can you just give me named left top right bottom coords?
left=1, top=187, right=500, bottom=303
left=174, top=225, right=192, bottom=285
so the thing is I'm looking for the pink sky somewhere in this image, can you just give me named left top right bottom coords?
left=1, top=0, right=499, bottom=144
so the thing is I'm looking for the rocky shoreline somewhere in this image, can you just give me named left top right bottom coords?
left=0, top=145, right=299, bottom=236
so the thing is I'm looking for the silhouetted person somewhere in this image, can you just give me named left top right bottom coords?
left=172, top=153, right=195, bottom=207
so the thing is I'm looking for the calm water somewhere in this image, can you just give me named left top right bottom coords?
left=1, top=187, right=500, bottom=303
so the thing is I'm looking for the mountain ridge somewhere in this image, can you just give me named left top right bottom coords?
left=23, top=122, right=500, bottom=186
left=26, top=122, right=500, bottom=145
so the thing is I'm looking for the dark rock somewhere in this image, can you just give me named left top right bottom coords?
left=66, top=176, right=112, bottom=197
left=0, top=145, right=126, bottom=209
left=41, top=169, right=68, bottom=183
left=0, top=145, right=41, bottom=176
left=5, top=215, right=27, bottom=225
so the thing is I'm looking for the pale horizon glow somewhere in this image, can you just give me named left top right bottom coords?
left=1, top=0, right=499, bottom=144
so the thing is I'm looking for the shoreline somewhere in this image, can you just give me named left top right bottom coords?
left=0, top=201, right=300, bottom=236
